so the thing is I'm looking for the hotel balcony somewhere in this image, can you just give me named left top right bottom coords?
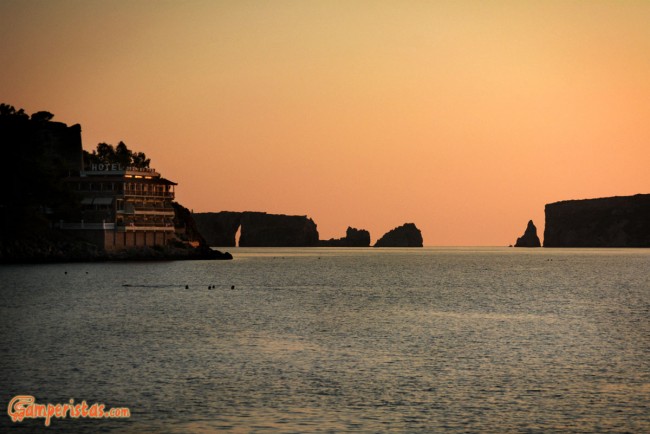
left=56, top=221, right=175, bottom=232
left=117, top=209, right=176, bottom=217
left=122, top=190, right=175, bottom=199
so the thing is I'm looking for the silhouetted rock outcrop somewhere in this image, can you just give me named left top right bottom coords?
left=172, top=203, right=232, bottom=259
left=374, top=223, right=423, bottom=247
left=240, top=212, right=319, bottom=247
left=319, top=227, right=371, bottom=247
left=194, top=212, right=319, bottom=247
left=514, top=220, right=541, bottom=247
left=544, top=194, right=650, bottom=247
left=193, top=212, right=241, bottom=247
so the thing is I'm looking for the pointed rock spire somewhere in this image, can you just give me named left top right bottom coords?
left=515, top=220, right=541, bottom=247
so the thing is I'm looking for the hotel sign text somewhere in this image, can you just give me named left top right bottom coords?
left=90, top=163, right=121, bottom=171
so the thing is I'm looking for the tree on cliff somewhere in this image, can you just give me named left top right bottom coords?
left=1, top=104, right=81, bottom=244
left=83, top=141, right=151, bottom=169
left=31, top=111, right=55, bottom=122
left=0, top=105, right=54, bottom=122
left=0, top=103, right=29, bottom=119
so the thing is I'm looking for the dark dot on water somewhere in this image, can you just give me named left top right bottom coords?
left=185, top=285, right=189, bottom=289
left=231, top=285, right=235, bottom=290
left=64, top=271, right=67, bottom=274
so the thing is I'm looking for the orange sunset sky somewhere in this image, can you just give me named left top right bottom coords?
left=1, top=0, right=648, bottom=245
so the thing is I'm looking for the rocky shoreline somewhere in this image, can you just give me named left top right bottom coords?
left=0, top=231, right=232, bottom=264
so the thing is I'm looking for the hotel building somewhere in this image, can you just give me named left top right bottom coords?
left=61, top=163, right=177, bottom=250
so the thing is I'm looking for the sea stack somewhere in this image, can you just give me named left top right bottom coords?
left=514, top=220, right=541, bottom=247
left=374, top=223, right=423, bottom=247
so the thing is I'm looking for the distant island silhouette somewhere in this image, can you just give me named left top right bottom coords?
left=374, top=223, right=423, bottom=247
left=194, top=212, right=423, bottom=247
left=194, top=212, right=319, bottom=247
left=319, top=227, right=371, bottom=247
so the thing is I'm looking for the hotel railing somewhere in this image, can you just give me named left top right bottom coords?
left=56, top=222, right=175, bottom=232
left=77, top=190, right=175, bottom=199
left=56, top=222, right=116, bottom=230
left=123, top=191, right=175, bottom=198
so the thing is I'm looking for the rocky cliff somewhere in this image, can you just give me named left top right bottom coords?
left=514, top=220, right=541, bottom=247
left=544, top=194, right=650, bottom=247
left=319, top=227, right=371, bottom=247
left=193, top=212, right=241, bottom=247
left=171, top=203, right=232, bottom=259
left=194, top=212, right=319, bottom=247
left=240, top=212, right=319, bottom=247
left=374, top=223, right=423, bottom=247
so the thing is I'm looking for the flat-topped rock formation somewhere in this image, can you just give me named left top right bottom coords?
left=514, top=220, right=541, bottom=247
left=544, top=194, right=650, bottom=247
left=374, top=223, right=423, bottom=247
left=240, top=212, right=319, bottom=247
left=193, top=212, right=241, bottom=247
left=194, top=211, right=319, bottom=247
left=319, top=227, right=371, bottom=247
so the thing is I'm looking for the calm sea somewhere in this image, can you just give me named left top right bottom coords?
left=1, top=247, right=649, bottom=433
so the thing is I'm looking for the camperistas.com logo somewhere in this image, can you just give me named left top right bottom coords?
left=8, top=395, right=130, bottom=426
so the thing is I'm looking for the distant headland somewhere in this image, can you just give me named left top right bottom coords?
left=0, top=103, right=231, bottom=262
left=514, top=194, right=650, bottom=248
left=544, top=194, right=650, bottom=247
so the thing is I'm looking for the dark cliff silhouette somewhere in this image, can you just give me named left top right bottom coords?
left=240, top=212, right=319, bottom=247
left=374, top=223, right=423, bottom=247
left=1, top=104, right=83, bottom=248
left=171, top=203, right=232, bottom=259
left=194, top=212, right=319, bottom=247
left=514, top=220, right=541, bottom=247
left=544, top=194, right=650, bottom=247
left=319, top=227, right=371, bottom=247
left=193, top=211, right=242, bottom=246
left=195, top=213, right=427, bottom=248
